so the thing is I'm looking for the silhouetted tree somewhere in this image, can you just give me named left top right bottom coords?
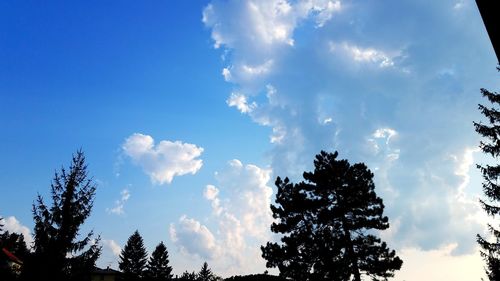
left=262, top=151, right=402, bottom=281
left=223, top=274, right=287, bottom=281
left=23, top=150, right=101, bottom=281
left=178, top=270, right=197, bottom=281
left=197, top=262, right=217, bottom=281
left=474, top=69, right=500, bottom=281
left=146, top=241, right=173, bottom=281
left=1, top=231, right=29, bottom=262
left=0, top=231, right=30, bottom=281
left=119, top=230, right=148, bottom=281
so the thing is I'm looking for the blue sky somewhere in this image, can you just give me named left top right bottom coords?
left=1, top=0, right=499, bottom=280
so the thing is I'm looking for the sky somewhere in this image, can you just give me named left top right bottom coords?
left=1, top=0, right=499, bottom=280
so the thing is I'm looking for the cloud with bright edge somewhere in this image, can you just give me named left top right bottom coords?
left=0, top=216, right=34, bottom=248
left=203, top=0, right=498, bottom=280
left=170, top=159, right=273, bottom=276
left=122, top=133, right=204, bottom=185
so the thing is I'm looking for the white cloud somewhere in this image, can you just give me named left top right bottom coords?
left=329, top=41, right=396, bottom=68
left=122, top=133, right=204, bottom=185
left=203, top=0, right=342, bottom=91
left=103, top=239, right=121, bottom=256
left=394, top=245, right=486, bottom=281
left=203, top=0, right=341, bottom=50
left=107, top=189, right=130, bottom=215
left=1, top=216, right=33, bottom=248
left=226, top=93, right=256, bottom=114
left=170, top=215, right=220, bottom=260
left=171, top=159, right=274, bottom=276
left=204, top=0, right=496, bottom=279
left=241, top=60, right=274, bottom=77
left=222, top=67, right=232, bottom=81
left=204, top=185, right=223, bottom=215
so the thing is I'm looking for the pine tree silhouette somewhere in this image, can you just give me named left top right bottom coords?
left=262, top=151, right=402, bottom=281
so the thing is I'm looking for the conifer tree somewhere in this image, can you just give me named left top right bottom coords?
left=146, top=241, right=173, bottom=281
left=24, top=150, right=101, bottom=281
left=179, top=270, right=197, bottom=281
left=474, top=73, right=500, bottom=281
left=197, top=262, right=217, bottom=281
left=262, top=151, right=402, bottom=281
left=119, top=230, right=148, bottom=281
left=1, top=231, right=30, bottom=281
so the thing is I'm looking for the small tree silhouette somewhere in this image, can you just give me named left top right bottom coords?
left=197, top=262, right=217, bottom=281
left=119, top=230, right=148, bottom=281
left=146, top=241, right=173, bottom=281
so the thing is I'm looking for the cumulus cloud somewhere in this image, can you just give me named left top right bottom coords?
left=103, top=239, right=121, bottom=256
left=107, top=189, right=130, bottom=215
left=170, top=159, right=273, bottom=275
left=170, top=215, right=220, bottom=260
left=226, top=92, right=257, bottom=113
left=204, top=0, right=497, bottom=273
left=1, top=216, right=33, bottom=248
left=122, top=133, right=204, bottom=185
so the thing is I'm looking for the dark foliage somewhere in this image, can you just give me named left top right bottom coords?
left=146, top=241, right=173, bottom=281
left=197, top=262, right=218, bottom=281
left=177, top=270, right=197, bottom=281
left=120, top=230, right=148, bottom=281
left=223, top=274, right=288, bottom=281
left=262, top=151, right=402, bottom=281
left=0, top=231, right=30, bottom=281
left=23, top=150, right=101, bottom=281
left=474, top=68, right=500, bottom=281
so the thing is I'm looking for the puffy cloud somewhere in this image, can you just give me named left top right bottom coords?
left=170, top=159, right=273, bottom=275
left=103, top=239, right=121, bottom=256
left=203, top=0, right=342, bottom=91
left=204, top=1, right=497, bottom=277
left=170, top=216, right=220, bottom=260
left=1, top=216, right=33, bottom=248
left=204, top=185, right=223, bottom=215
left=122, top=133, right=204, bottom=185
left=203, top=0, right=341, bottom=50
left=107, top=189, right=130, bottom=215
left=226, top=92, right=257, bottom=114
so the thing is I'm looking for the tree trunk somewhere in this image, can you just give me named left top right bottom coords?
left=342, top=218, right=361, bottom=281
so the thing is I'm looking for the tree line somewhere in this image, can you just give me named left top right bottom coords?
left=1, top=149, right=402, bottom=281
left=118, top=229, right=221, bottom=281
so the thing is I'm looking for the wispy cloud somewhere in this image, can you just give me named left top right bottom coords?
left=329, top=41, right=398, bottom=68
left=106, top=189, right=130, bottom=215
left=122, top=133, right=204, bottom=185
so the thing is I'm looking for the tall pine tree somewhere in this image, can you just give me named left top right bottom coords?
left=474, top=71, right=500, bottom=280
left=197, top=262, right=217, bottom=281
left=146, top=241, right=173, bottom=281
left=262, top=151, right=402, bottom=281
left=119, top=230, right=148, bottom=281
left=24, top=150, right=101, bottom=281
